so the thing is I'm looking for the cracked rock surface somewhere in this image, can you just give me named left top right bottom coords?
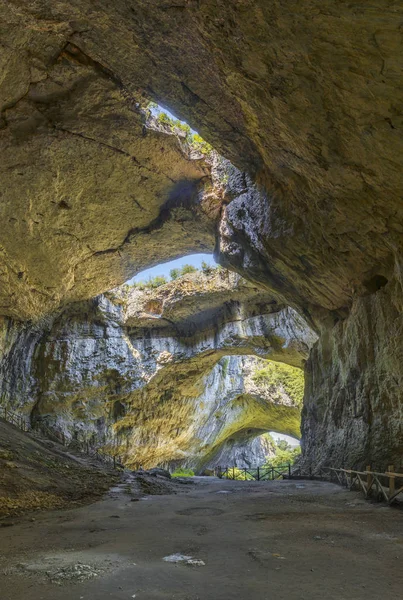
left=0, top=270, right=313, bottom=469
left=0, top=1, right=402, bottom=470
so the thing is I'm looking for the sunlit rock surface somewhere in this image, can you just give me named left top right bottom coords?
left=1, top=1, right=401, bottom=321
left=201, top=431, right=276, bottom=471
left=0, top=271, right=313, bottom=469
left=0, top=1, right=402, bottom=469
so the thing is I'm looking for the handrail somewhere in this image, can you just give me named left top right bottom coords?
left=328, top=467, right=403, bottom=479
left=215, top=464, right=292, bottom=481
left=0, top=405, right=124, bottom=470
left=289, top=464, right=403, bottom=505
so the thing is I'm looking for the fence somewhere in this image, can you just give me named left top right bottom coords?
left=290, top=465, right=403, bottom=505
left=0, top=406, right=124, bottom=470
left=215, top=464, right=291, bottom=481
left=0, top=406, right=29, bottom=432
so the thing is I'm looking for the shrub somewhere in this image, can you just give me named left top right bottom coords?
left=157, top=112, right=173, bottom=127
left=180, top=264, right=198, bottom=275
left=224, top=467, right=254, bottom=481
left=144, top=275, right=167, bottom=289
left=201, top=260, right=214, bottom=275
left=265, top=442, right=301, bottom=468
left=252, top=361, right=304, bottom=406
left=190, top=133, right=213, bottom=155
left=170, top=268, right=181, bottom=280
left=172, top=468, right=195, bottom=477
left=151, top=107, right=213, bottom=155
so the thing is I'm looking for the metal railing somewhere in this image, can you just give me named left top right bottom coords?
left=0, top=406, right=124, bottom=470
left=215, top=464, right=291, bottom=481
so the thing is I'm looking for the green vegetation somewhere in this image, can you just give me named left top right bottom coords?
left=150, top=105, right=213, bottom=155
left=190, top=133, right=213, bottom=155
left=221, top=357, right=230, bottom=378
left=171, top=467, right=195, bottom=477
left=225, top=467, right=254, bottom=481
left=130, top=275, right=168, bottom=290
left=129, top=262, right=219, bottom=290
left=252, top=361, right=305, bottom=406
left=169, top=268, right=180, bottom=281
left=132, top=261, right=221, bottom=290
left=265, top=439, right=301, bottom=467
left=201, top=260, right=215, bottom=276
left=170, top=263, right=197, bottom=280
left=180, top=264, right=198, bottom=276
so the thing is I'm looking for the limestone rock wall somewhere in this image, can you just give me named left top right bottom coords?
left=0, top=271, right=312, bottom=469
left=0, top=316, right=54, bottom=413
left=0, top=1, right=402, bottom=470
left=202, top=432, right=276, bottom=471
left=302, top=278, right=403, bottom=471
left=157, top=354, right=301, bottom=473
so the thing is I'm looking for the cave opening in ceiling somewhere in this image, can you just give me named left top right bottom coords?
left=125, top=252, right=217, bottom=288
left=145, top=102, right=213, bottom=155
left=1, top=5, right=403, bottom=594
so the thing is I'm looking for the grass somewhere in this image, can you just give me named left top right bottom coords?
left=171, top=468, right=195, bottom=478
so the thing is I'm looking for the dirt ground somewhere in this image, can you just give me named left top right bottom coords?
left=0, top=420, right=118, bottom=517
left=1, top=475, right=403, bottom=600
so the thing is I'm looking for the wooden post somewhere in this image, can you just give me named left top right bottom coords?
left=288, top=463, right=291, bottom=478
left=257, top=467, right=260, bottom=481
left=232, top=467, right=235, bottom=480
left=388, top=465, right=395, bottom=499
left=366, top=465, right=371, bottom=495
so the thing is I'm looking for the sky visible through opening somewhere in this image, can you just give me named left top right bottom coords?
left=126, top=253, right=217, bottom=285
left=149, top=103, right=198, bottom=135
left=124, top=104, right=216, bottom=286
left=269, top=433, right=300, bottom=448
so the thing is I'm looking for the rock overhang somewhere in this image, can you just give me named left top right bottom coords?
left=0, top=1, right=402, bottom=470
left=0, top=1, right=402, bottom=326
left=0, top=269, right=314, bottom=468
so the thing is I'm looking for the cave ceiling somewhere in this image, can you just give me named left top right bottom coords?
left=0, top=1, right=402, bottom=323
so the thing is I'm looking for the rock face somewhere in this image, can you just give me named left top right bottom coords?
left=202, top=432, right=276, bottom=471
left=302, top=279, right=403, bottom=471
left=1, top=1, right=401, bottom=321
left=0, top=1, right=402, bottom=470
left=0, top=271, right=313, bottom=469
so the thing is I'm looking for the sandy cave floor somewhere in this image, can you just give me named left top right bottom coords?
left=1, top=476, right=403, bottom=600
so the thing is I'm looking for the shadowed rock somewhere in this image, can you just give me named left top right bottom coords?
left=0, top=270, right=314, bottom=468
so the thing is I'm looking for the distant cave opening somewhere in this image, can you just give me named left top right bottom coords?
left=198, top=428, right=301, bottom=473
left=165, top=356, right=305, bottom=475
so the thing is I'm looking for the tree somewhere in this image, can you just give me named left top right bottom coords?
left=276, top=439, right=291, bottom=451
left=146, top=275, right=167, bottom=288
left=201, top=260, right=214, bottom=275
left=266, top=442, right=301, bottom=467
left=170, top=268, right=180, bottom=280
left=180, top=264, right=197, bottom=275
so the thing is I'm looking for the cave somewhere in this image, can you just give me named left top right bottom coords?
left=0, top=2, right=402, bottom=598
